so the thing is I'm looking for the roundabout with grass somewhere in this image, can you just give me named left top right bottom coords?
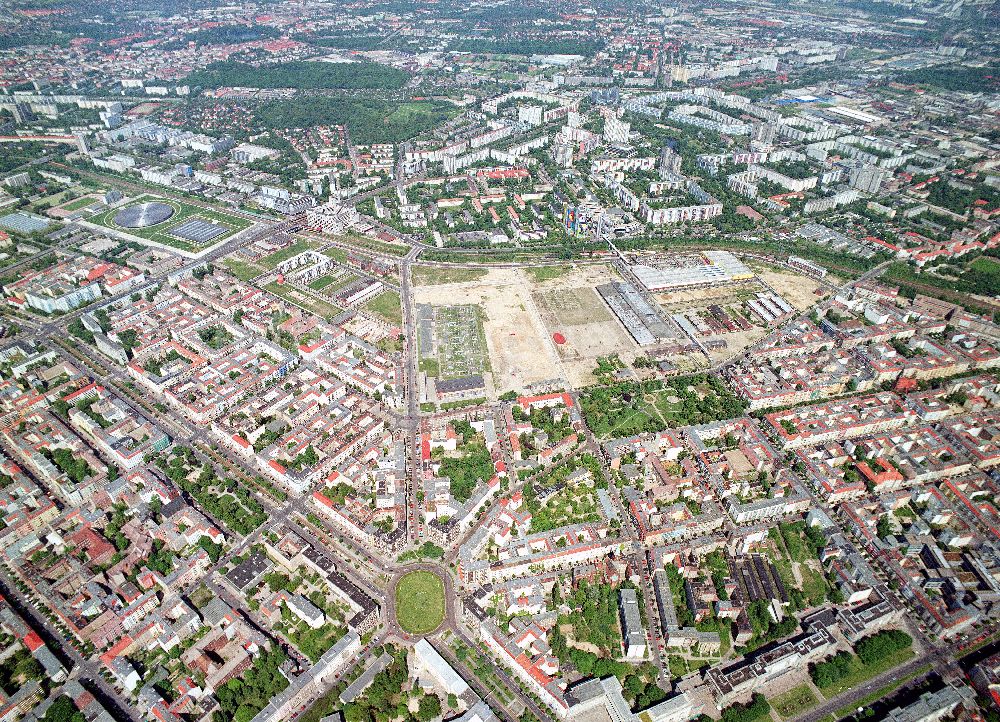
left=393, top=569, right=446, bottom=635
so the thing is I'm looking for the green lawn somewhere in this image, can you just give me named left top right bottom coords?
left=322, top=247, right=347, bottom=263
left=60, top=195, right=99, bottom=211
left=774, top=684, right=819, bottom=718
left=833, top=665, right=932, bottom=718
left=526, top=265, right=572, bottom=282
left=395, top=571, right=445, bottom=635
left=308, top=274, right=337, bottom=290
left=412, top=266, right=487, bottom=286
left=260, top=239, right=317, bottom=269
left=223, top=257, right=264, bottom=281
left=305, top=270, right=358, bottom=294
left=817, top=647, right=915, bottom=698
left=365, top=291, right=402, bottom=325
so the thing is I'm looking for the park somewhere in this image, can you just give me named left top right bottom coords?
left=394, top=570, right=446, bottom=635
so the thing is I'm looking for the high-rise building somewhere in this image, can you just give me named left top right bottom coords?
left=752, top=121, right=778, bottom=145
left=660, top=147, right=682, bottom=176
left=12, top=103, right=35, bottom=124
left=75, top=132, right=91, bottom=156
left=604, top=116, right=631, bottom=146
left=517, top=105, right=543, bottom=127
left=848, top=163, right=890, bottom=194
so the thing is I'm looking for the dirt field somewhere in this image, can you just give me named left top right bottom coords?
left=412, top=263, right=638, bottom=392
left=705, top=327, right=767, bottom=363
left=757, top=268, right=828, bottom=310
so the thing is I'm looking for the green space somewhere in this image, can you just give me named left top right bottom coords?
left=59, top=195, right=98, bottom=211
left=213, top=648, right=288, bottom=722
left=0, top=647, right=44, bottom=697
left=412, top=265, right=487, bottom=286
left=153, top=446, right=266, bottom=535
left=335, top=232, right=410, bottom=256
left=513, top=401, right=575, bottom=451
left=365, top=290, right=403, bottom=325
left=90, top=194, right=250, bottom=252
left=453, top=640, right=515, bottom=706
left=162, top=25, right=283, bottom=48
left=398, top=542, right=445, bottom=563
left=40, top=447, right=93, bottom=484
left=341, top=649, right=426, bottom=722
left=524, top=454, right=602, bottom=533
left=436, top=420, right=494, bottom=503
left=308, top=271, right=356, bottom=293
left=259, top=239, right=318, bottom=269
left=525, top=265, right=572, bottom=282
left=187, top=60, right=409, bottom=90
left=256, top=96, right=458, bottom=145
left=197, top=325, right=234, bottom=350
left=579, top=371, right=747, bottom=439
left=264, top=281, right=343, bottom=321
left=278, top=615, right=346, bottom=664
left=223, top=257, right=264, bottom=281
left=548, top=580, right=668, bottom=710
left=720, top=694, right=772, bottom=722
left=884, top=258, right=1000, bottom=313
left=897, top=63, right=1000, bottom=92
left=39, top=695, right=85, bottom=722
left=811, top=630, right=914, bottom=697
left=322, top=246, right=347, bottom=263
left=771, top=522, right=838, bottom=610
left=833, top=664, right=932, bottom=719
left=308, top=274, right=337, bottom=290
left=773, top=684, right=820, bottom=719
left=394, top=570, right=445, bottom=635
left=450, top=38, right=604, bottom=56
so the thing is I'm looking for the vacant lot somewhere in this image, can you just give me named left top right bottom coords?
left=526, top=265, right=573, bottom=282
left=414, top=268, right=560, bottom=393
left=757, top=267, right=827, bottom=310
left=365, top=290, right=402, bottom=325
left=223, top=257, right=264, bottom=281
left=414, top=263, right=638, bottom=391
left=534, top=286, right=612, bottom=327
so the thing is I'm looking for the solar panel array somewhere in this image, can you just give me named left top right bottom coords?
left=170, top=218, right=230, bottom=244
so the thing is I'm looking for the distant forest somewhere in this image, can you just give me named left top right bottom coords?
left=897, top=63, right=1000, bottom=92
left=449, top=38, right=605, bottom=56
left=186, top=60, right=409, bottom=91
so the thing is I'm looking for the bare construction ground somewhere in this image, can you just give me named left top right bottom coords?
left=756, top=267, right=828, bottom=310
left=411, top=263, right=637, bottom=392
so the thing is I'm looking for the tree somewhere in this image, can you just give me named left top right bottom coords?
left=417, top=694, right=442, bottom=721
left=40, top=696, right=85, bottom=722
